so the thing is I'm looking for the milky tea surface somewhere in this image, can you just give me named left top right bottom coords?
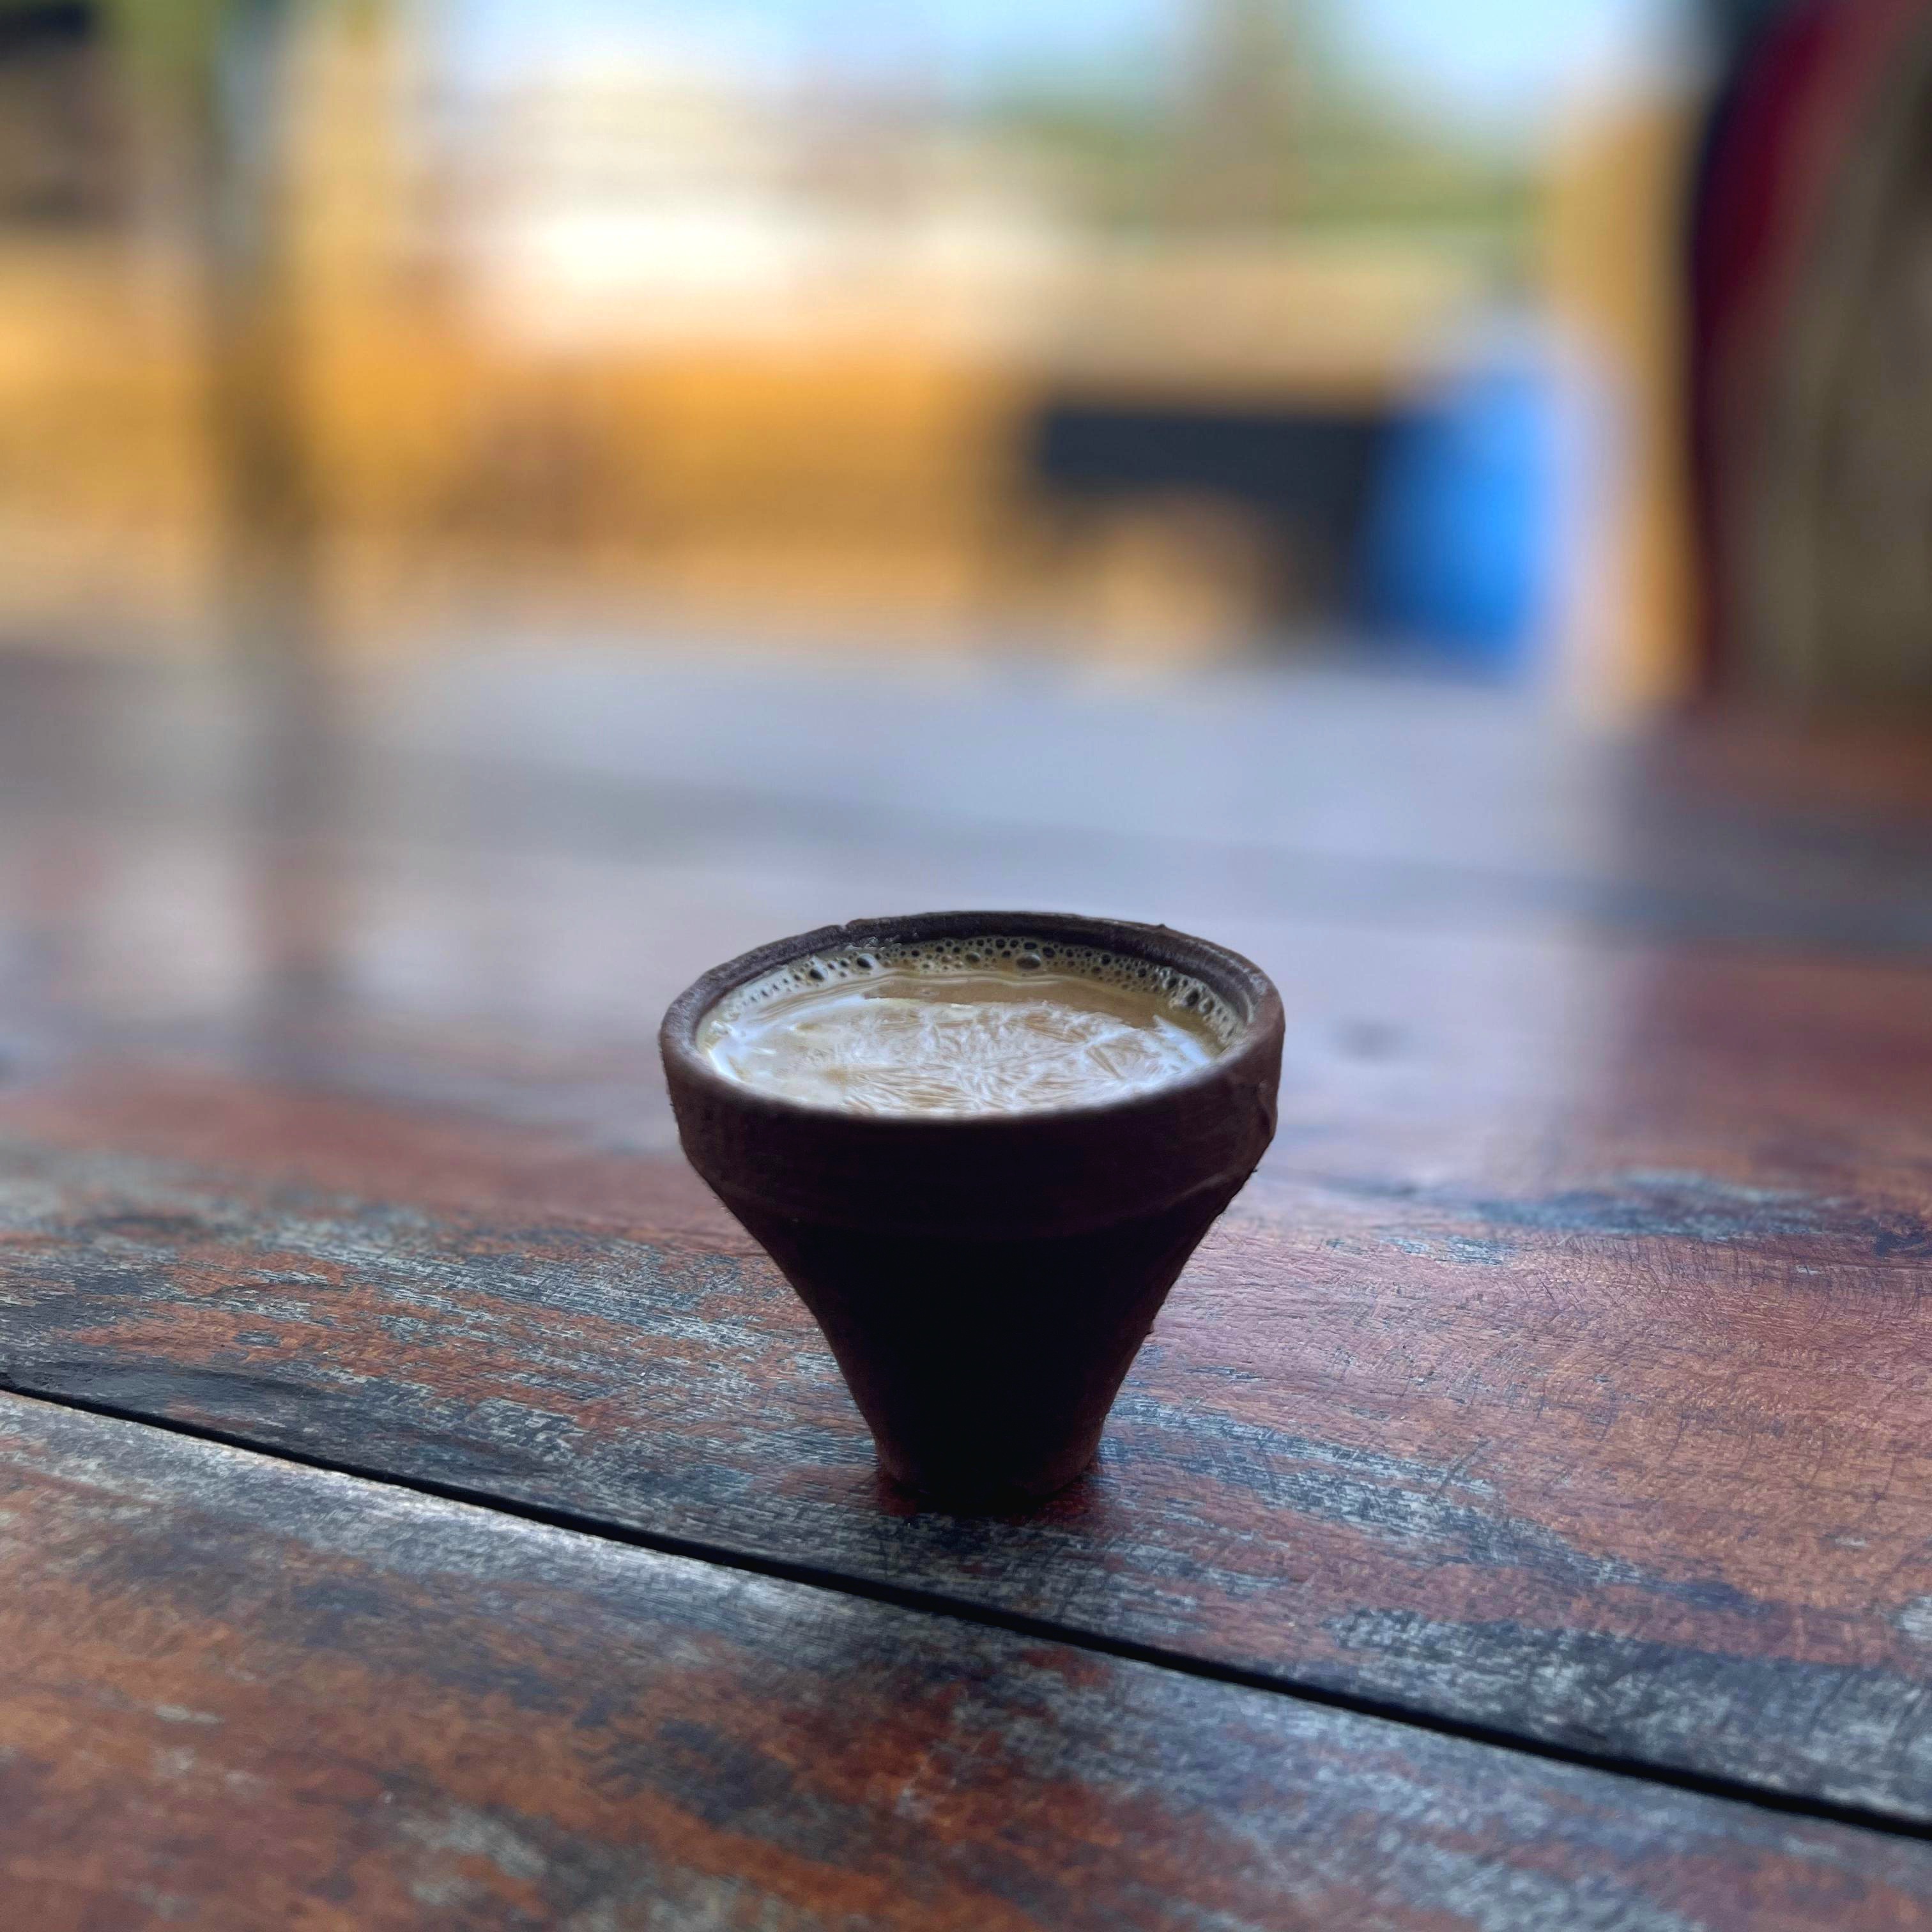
left=697, top=935, right=1236, bottom=1116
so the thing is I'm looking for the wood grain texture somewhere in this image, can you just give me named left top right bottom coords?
left=3, top=996, right=1931, bottom=1825
left=2, top=1388, right=1930, bottom=1932
left=4, top=655, right=1932, bottom=1834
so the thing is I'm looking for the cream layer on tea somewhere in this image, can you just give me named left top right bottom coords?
left=697, top=934, right=1236, bottom=1116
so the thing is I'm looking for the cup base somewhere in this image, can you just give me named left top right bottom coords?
left=722, top=1186, right=1236, bottom=1512
left=875, top=1434, right=1101, bottom=1512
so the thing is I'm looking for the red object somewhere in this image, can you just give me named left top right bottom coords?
left=1688, top=0, right=1931, bottom=690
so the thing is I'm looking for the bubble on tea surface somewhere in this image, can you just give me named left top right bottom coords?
left=698, top=934, right=1238, bottom=1116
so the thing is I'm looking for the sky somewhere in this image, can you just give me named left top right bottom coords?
left=443, top=0, right=1689, bottom=142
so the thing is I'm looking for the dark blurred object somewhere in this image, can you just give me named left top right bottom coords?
left=1698, top=0, right=1807, bottom=64
left=0, top=2, right=123, bottom=224
left=1690, top=0, right=1932, bottom=701
left=1030, top=399, right=1384, bottom=626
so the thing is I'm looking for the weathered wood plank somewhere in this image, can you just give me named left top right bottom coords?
left=1, top=1388, right=1928, bottom=1932
left=3, top=988, right=1931, bottom=1825
left=7, top=655, right=1932, bottom=1831
left=8, top=654, right=1932, bottom=972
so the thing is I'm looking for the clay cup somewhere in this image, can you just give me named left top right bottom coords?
left=661, top=911, right=1283, bottom=1508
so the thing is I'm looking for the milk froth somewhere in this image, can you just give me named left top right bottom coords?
left=698, top=934, right=1232, bottom=1116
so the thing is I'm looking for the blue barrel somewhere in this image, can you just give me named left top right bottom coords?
left=1353, top=348, right=1559, bottom=676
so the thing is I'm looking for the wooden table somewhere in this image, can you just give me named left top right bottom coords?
left=4, top=647, right=1932, bottom=1928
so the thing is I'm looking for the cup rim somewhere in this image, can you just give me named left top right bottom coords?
left=659, top=908, right=1282, bottom=1131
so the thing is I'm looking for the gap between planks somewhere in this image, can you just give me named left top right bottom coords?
left=4, top=1368, right=1928, bottom=1852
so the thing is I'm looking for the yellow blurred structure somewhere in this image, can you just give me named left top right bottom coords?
left=0, top=232, right=216, bottom=652
left=1544, top=97, right=1702, bottom=710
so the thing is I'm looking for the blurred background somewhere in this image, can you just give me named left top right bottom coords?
left=4, top=0, right=1932, bottom=1152
left=0, top=0, right=1720, bottom=696
left=7, top=0, right=1926, bottom=696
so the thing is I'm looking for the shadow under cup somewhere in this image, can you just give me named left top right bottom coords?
left=660, top=912, right=1284, bottom=1508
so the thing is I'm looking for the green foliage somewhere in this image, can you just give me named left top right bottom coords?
left=976, top=1, right=1535, bottom=248
left=98, top=0, right=243, bottom=105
